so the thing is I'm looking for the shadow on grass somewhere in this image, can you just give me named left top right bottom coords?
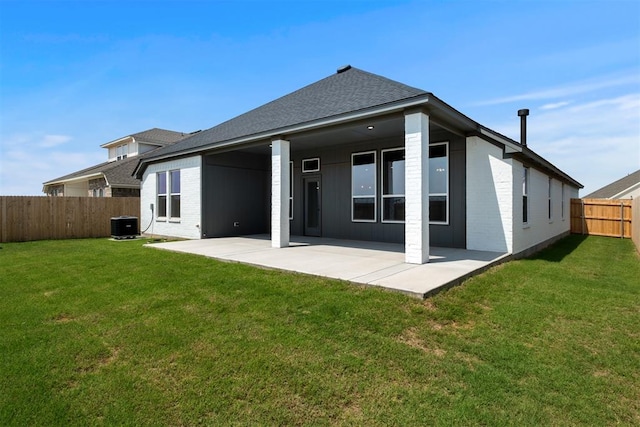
left=532, top=234, right=589, bottom=263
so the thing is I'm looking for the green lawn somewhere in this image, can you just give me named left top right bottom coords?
left=1, top=235, right=638, bottom=426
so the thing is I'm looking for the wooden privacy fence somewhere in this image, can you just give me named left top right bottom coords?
left=570, top=198, right=632, bottom=238
left=0, top=196, right=140, bottom=243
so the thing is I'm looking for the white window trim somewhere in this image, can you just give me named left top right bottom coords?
left=351, top=151, right=377, bottom=223
left=381, top=147, right=405, bottom=224
left=429, top=141, right=449, bottom=225
left=302, top=157, right=320, bottom=173
left=169, top=169, right=181, bottom=221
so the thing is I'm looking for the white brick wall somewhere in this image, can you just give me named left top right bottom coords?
left=140, top=155, right=202, bottom=239
left=512, top=162, right=574, bottom=254
left=404, top=111, right=429, bottom=264
left=466, top=136, right=513, bottom=253
left=271, top=139, right=290, bottom=248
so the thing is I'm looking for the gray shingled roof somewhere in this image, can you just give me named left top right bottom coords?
left=584, top=169, right=640, bottom=198
left=44, top=156, right=141, bottom=187
left=133, top=66, right=582, bottom=189
left=130, top=128, right=192, bottom=146
left=145, top=66, right=428, bottom=160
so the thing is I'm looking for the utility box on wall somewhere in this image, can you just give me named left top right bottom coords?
left=111, top=216, right=139, bottom=239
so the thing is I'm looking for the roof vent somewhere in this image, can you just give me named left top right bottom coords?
left=517, top=109, right=530, bottom=146
left=337, top=64, right=352, bottom=74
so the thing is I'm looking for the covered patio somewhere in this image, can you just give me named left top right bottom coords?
left=149, top=235, right=509, bottom=298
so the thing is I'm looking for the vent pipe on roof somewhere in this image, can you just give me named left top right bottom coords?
left=337, top=64, right=352, bottom=74
left=517, top=109, right=530, bottom=146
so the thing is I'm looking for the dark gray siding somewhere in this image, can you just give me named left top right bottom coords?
left=290, top=129, right=466, bottom=248
left=201, top=151, right=270, bottom=237
left=201, top=129, right=466, bottom=247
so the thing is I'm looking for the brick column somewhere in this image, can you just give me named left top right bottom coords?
left=404, top=110, right=430, bottom=264
left=271, top=138, right=290, bottom=248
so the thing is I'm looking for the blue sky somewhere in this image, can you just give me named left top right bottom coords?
left=1, top=0, right=638, bottom=195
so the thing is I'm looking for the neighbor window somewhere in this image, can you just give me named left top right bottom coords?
left=548, top=177, right=553, bottom=221
left=302, top=158, right=320, bottom=173
left=382, top=148, right=405, bottom=222
left=352, top=151, right=376, bottom=222
left=523, top=167, right=529, bottom=224
left=157, top=172, right=167, bottom=218
left=429, top=142, right=449, bottom=224
left=116, top=144, right=128, bottom=160
left=169, top=170, right=181, bottom=219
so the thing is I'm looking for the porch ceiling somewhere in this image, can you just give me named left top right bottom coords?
left=218, top=113, right=449, bottom=156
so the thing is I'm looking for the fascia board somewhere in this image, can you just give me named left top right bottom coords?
left=479, top=127, right=523, bottom=153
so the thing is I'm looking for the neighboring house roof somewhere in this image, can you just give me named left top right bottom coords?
left=44, top=128, right=191, bottom=190
left=44, top=156, right=142, bottom=188
left=133, top=66, right=582, bottom=188
left=584, top=169, right=640, bottom=199
left=100, top=127, right=192, bottom=148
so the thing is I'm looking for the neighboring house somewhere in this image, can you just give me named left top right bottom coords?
left=584, top=169, right=640, bottom=200
left=43, top=128, right=193, bottom=197
left=134, top=65, right=582, bottom=264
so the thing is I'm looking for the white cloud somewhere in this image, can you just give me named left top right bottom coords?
left=475, top=73, right=640, bottom=106
left=39, top=134, right=72, bottom=148
left=540, top=101, right=571, bottom=110
left=0, top=133, right=103, bottom=195
left=489, top=93, right=640, bottom=195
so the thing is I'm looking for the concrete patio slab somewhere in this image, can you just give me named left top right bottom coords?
left=149, top=235, right=509, bottom=298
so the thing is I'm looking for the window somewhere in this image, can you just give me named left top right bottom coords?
left=302, top=158, right=320, bottom=173
left=157, top=172, right=167, bottom=218
left=352, top=151, right=376, bottom=222
left=429, top=142, right=448, bottom=224
left=382, top=148, right=405, bottom=222
left=116, top=144, right=128, bottom=160
left=561, top=183, right=565, bottom=220
left=548, top=177, right=553, bottom=221
left=523, top=167, right=529, bottom=224
left=289, top=161, right=293, bottom=220
left=169, top=170, right=180, bottom=219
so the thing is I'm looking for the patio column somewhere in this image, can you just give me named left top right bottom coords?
left=404, top=109, right=430, bottom=264
left=271, top=138, right=290, bottom=248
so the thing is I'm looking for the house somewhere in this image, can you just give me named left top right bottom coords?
left=43, top=128, right=193, bottom=197
left=584, top=169, right=640, bottom=200
left=134, top=66, right=582, bottom=264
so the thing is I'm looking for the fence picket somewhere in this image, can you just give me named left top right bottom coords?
left=0, top=196, right=140, bottom=243
left=570, top=198, right=632, bottom=238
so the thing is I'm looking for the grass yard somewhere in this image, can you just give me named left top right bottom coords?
left=0, top=235, right=638, bottom=426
